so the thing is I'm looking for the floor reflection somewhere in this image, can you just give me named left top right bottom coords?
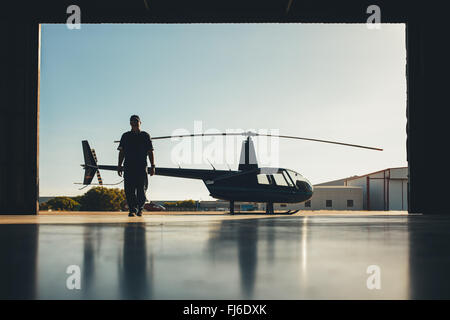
left=0, top=224, right=39, bottom=299
left=408, top=215, right=450, bottom=299
left=82, top=225, right=96, bottom=298
left=206, top=218, right=306, bottom=299
left=119, top=223, right=152, bottom=299
left=3, top=214, right=450, bottom=299
left=206, top=219, right=259, bottom=299
left=300, top=216, right=308, bottom=284
left=237, top=220, right=257, bottom=299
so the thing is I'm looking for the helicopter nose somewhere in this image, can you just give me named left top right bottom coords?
left=296, top=180, right=313, bottom=193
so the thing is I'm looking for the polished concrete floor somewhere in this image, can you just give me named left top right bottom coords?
left=0, top=213, right=449, bottom=299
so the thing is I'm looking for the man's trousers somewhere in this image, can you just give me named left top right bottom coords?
left=124, top=168, right=148, bottom=213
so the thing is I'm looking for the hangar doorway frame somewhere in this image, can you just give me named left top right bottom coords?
left=0, top=1, right=429, bottom=214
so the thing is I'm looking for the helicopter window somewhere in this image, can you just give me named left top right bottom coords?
left=272, top=173, right=289, bottom=187
left=257, top=174, right=271, bottom=185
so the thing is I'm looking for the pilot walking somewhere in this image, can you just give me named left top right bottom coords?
left=117, top=115, right=155, bottom=217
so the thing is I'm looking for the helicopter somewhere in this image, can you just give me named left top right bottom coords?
left=80, top=131, right=382, bottom=214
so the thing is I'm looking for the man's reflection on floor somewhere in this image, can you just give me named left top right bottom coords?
left=119, top=223, right=153, bottom=299
left=82, top=224, right=102, bottom=298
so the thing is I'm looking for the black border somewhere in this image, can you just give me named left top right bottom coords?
left=2, top=0, right=449, bottom=310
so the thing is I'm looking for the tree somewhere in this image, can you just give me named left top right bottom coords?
left=78, top=187, right=127, bottom=211
left=39, top=201, right=49, bottom=211
left=71, top=195, right=83, bottom=204
left=178, top=200, right=195, bottom=208
left=43, top=197, right=80, bottom=211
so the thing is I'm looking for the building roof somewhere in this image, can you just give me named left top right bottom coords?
left=344, top=167, right=407, bottom=182
left=314, top=186, right=362, bottom=189
left=314, top=167, right=408, bottom=186
left=314, top=176, right=358, bottom=186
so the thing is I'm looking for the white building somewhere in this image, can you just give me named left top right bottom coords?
left=315, top=167, right=408, bottom=210
left=256, top=185, right=363, bottom=211
left=344, top=167, right=408, bottom=211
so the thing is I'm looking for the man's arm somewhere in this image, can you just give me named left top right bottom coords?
left=117, top=133, right=125, bottom=177
left=148, top=150, right=155, bottom=176
left=146, top=132, right=155, bottom=176
left=118, top=149, right=124, bottom=177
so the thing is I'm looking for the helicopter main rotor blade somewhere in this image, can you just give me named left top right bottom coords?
left=114, top=131, right=382, bottom=151
left=151, top=132, right=243, bottom=140
left=113, top=132, right=244, bottom=143
left=254, top=133, right=383, bottom=151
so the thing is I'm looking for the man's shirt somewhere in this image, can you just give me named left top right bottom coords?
left=118, top=130, right=154, bottom=170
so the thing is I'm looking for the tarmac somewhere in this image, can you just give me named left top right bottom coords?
left=1, top=211, right=449, bottom=299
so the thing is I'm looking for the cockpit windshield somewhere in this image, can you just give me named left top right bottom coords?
left=284, top=169, right=306, bottom=183
left=257, top=168, right=313, bottom=192
left=284, top=169, right=313, bottom=193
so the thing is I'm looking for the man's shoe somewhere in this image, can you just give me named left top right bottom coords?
left=128, top=212, right=136, bottom=217
left=136, top=209, right=143, bottom=217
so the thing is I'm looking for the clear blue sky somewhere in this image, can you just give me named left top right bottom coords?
left=39, top=23, right=406, bottom=200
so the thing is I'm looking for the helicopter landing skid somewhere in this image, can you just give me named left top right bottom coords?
left=268, top=209, right=299, bottom=215
left=226, top=210, right=299, bottom=215
left=282, top=209, right=299, bottom=215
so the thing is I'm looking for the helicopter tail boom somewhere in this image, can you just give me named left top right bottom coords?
left=155, top=167, right=232, bottom=180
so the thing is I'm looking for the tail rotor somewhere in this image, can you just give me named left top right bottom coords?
left=90, top=148, right=103, bottom=185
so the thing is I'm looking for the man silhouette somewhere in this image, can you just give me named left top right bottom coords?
left=117, top=115, right=155, bottom=217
